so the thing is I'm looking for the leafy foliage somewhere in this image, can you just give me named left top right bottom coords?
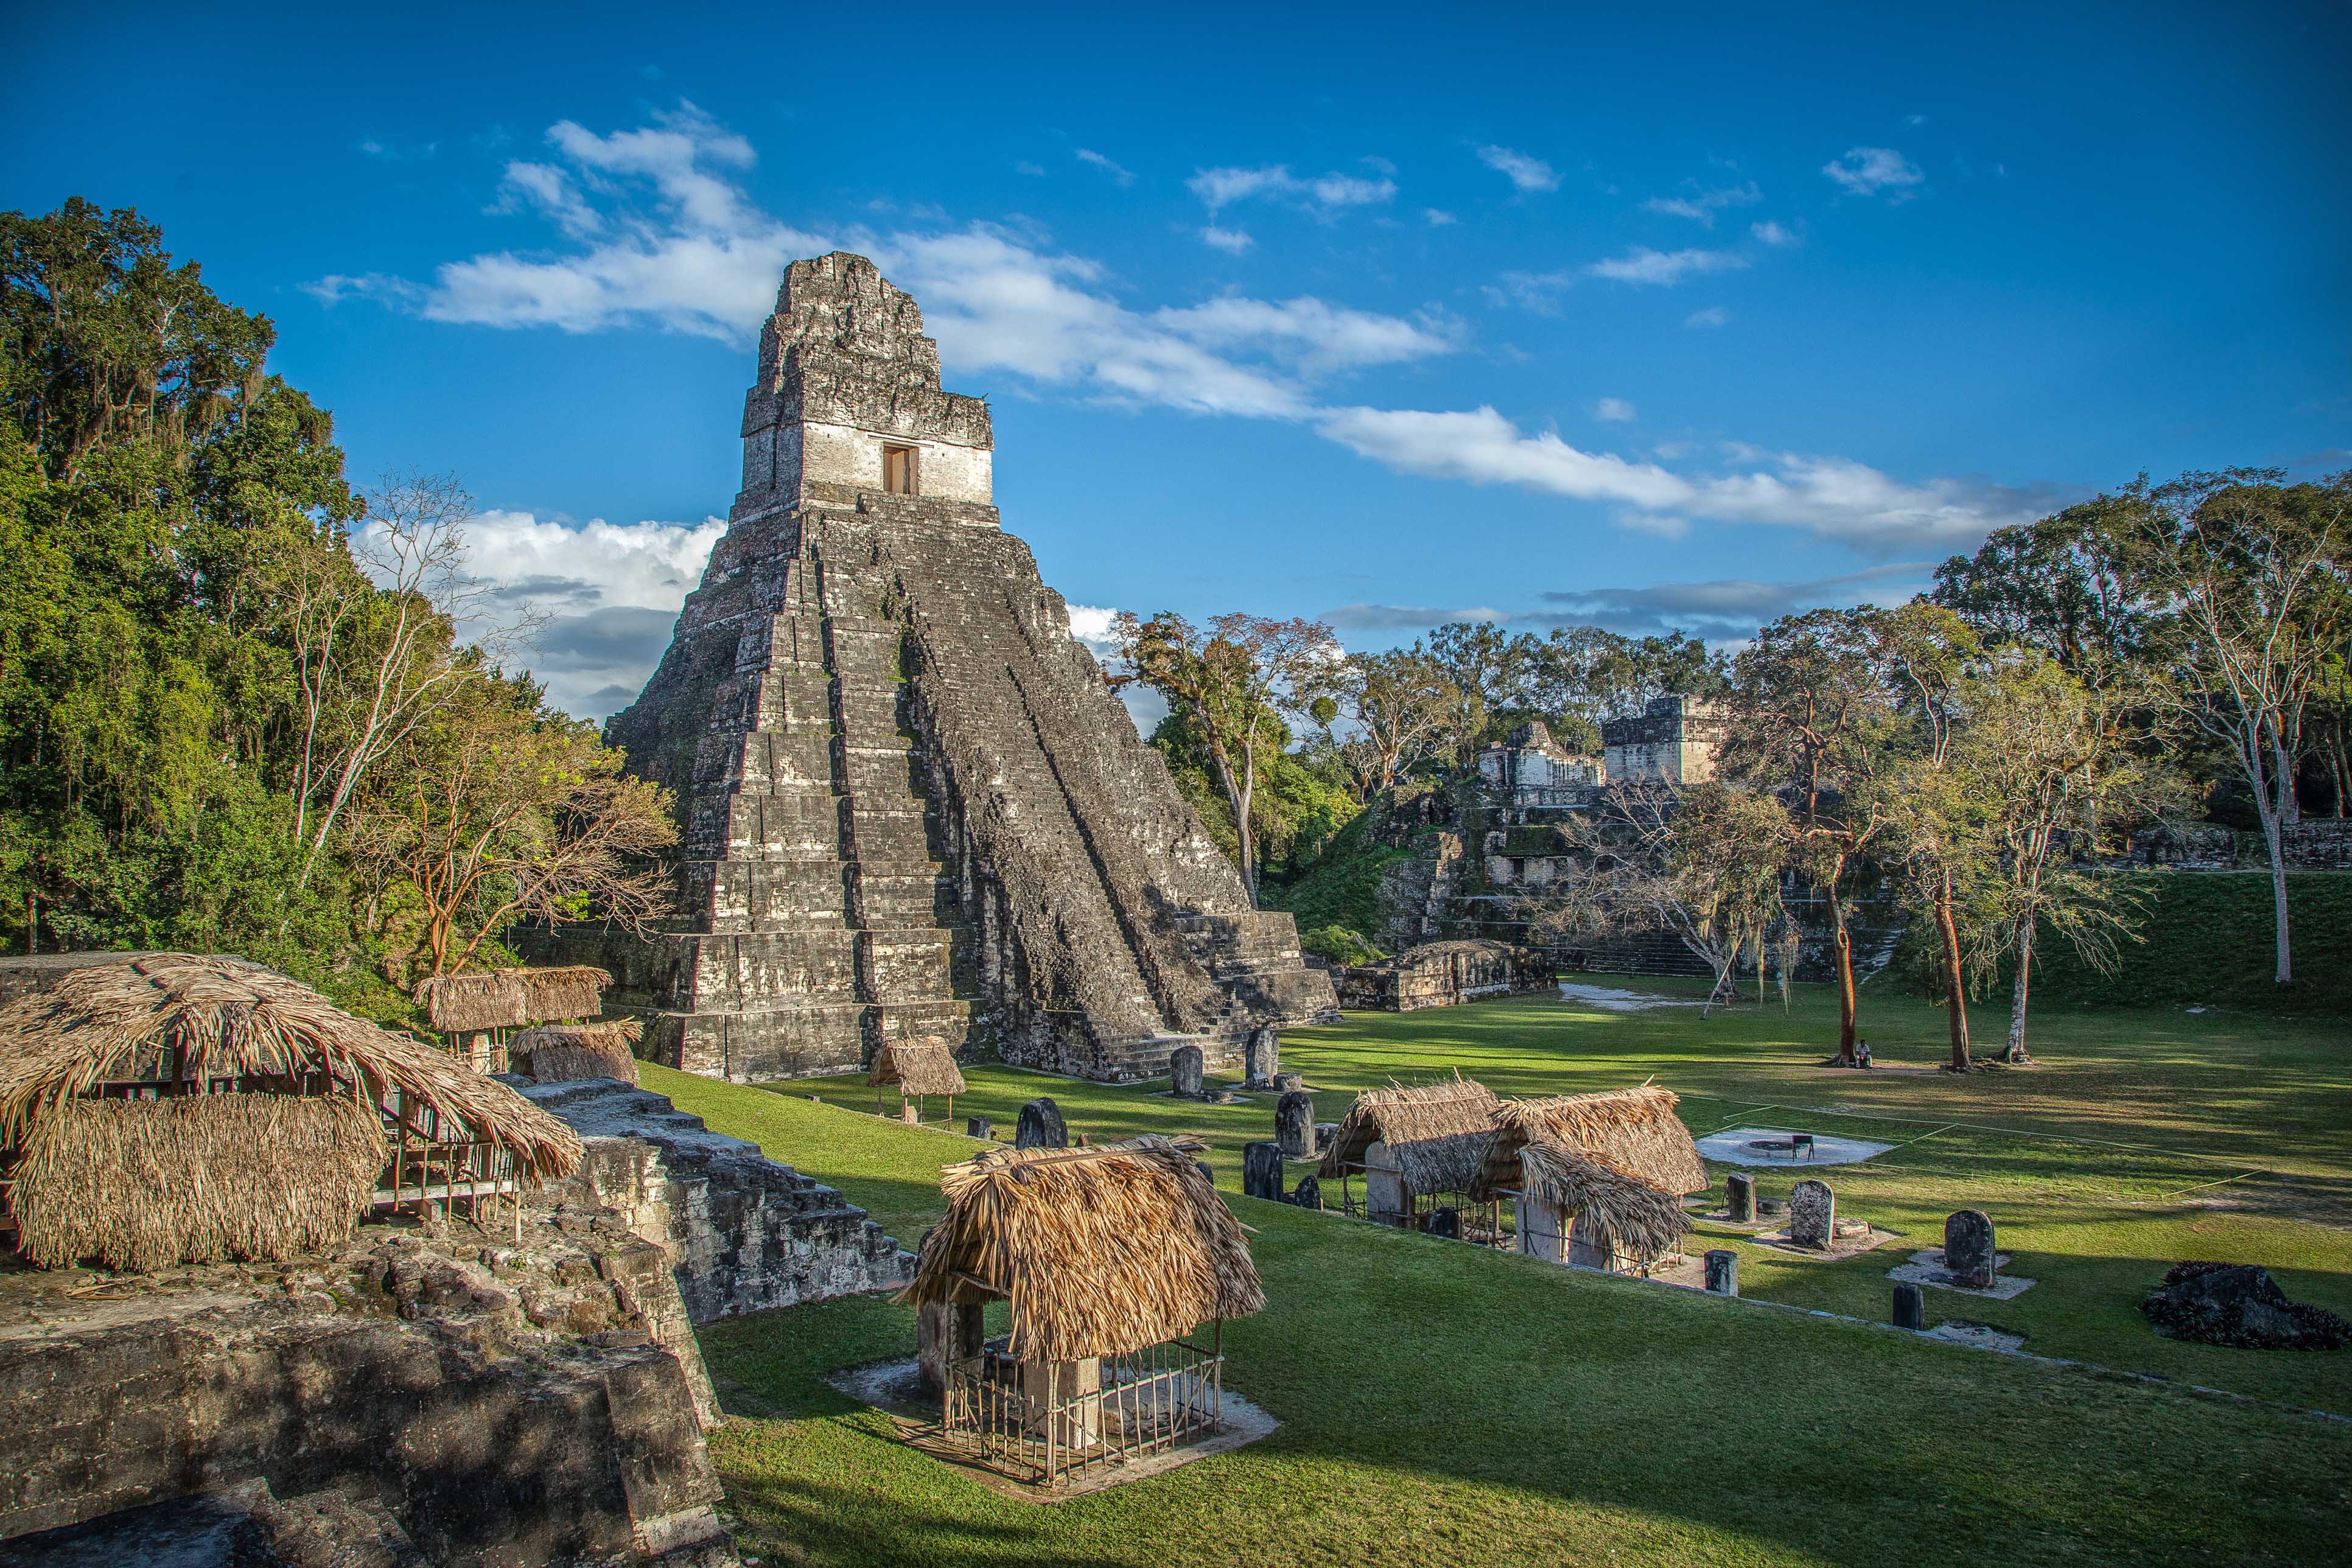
left=0, top=200, right=670, bottom=1011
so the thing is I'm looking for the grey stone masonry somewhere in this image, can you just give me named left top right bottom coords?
left=1015, top=1097, right=1067, bottom=1149
left=1790, top=1178, right=1835, bottom=1249
left=1170, top=1043, right=1205, bottom=1099
left=518, top=1077, right=911, bottom=1323
left=1944, top=1209, right=1997, bottom=1289
left=1243, top=1143, right=1286, bottom=1202
left=1726, top=1171, right=1756, bottom=1223
left=605, top=253, right=1332, bottom=1085
left=1705, top=1250, right=1738, bottom=1296
left=1276, top=1090, right=1317, bottom=1160
left=1893, top=1281, right=1927, bottom=1331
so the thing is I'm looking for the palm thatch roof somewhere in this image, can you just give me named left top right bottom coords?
left=900, top=1134, right=1264, bottom=1363
left=9, top=1093, right=387, bottom=1273
left=0, top=954, right=583, bottom=1178
left=1515, top=1136, right=1692, bottom=1263
left=1470, top=1085, right=1704, bottom=1201
left=410, top=965, right=611, bottom=1033
left=509, top=1017, right=643, bottom=1086
left=867, top=1040, right=967, bottom=1097
left=0, top=954, right=584, bottom=1273
left=1315, top=1073, right=1499, bottom=1195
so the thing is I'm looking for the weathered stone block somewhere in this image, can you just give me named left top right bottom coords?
left=1790, top=1179, right=1835, bottom=1249
left=1242, top=1143, right=1285, bottom=1202
left=1276, top=1090, right=1316, bottom=1160
left=1944, top=1208, right=1996, bottom=1289
left=1015, top=1097, right=1066, bottom=1149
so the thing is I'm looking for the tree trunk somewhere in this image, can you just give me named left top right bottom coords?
left=2264, top=816, right=2291, bottom=985
left=1937, top=873, right=1972, bottom=1072
left=2003, top=917, right=2035, bottom=1065
left=1830, top=891, right=1858, bottom=1067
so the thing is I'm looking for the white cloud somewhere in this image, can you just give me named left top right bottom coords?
left=1685, top=306, right=1731, bottom=329
left=1594, top=396, right=1637, bottom=422
left=1015, top=160, right=1046, bottom=177
left=495, top=161, right=601, bottom=238
left=1076, top=148, right=1136, bottom=186
left=1314, top=405, right=2060, bottom=553
left=313, top=105, right=1449, bottom=421
left=1748, top=219, right=1799, bottom=247
left=331, top=104, right=2056, bottom=564
left=1422, top=208, right=1458, bottom=226
left=1200, top=225, right=1255, bottom=254
left=1905, top=113, right=1928, bottom=127
left=1486, top=269, right=1578, bottom=314
left=1152, top=295, right=1457, bottom=376
left=353, top=508, right=727, bottom=720
left=1475, top=145, right=1559, bottom=192
left=1823, top=146, right=1925, bottom=198
left=1586, top=247, right=1749, bottom=287
left=1186, top=164, right=1396, bottom=217
left=1642, top=180, right=1762, bottom=226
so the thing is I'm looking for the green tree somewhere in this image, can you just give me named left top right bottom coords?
left=2130, top=469, right=2350, bottom=985
left=345, top=679, right=676, bottom=978
left=1112, top=611, right=1340, bottom=901
left=1960, top=653, right=2183, bottom=1062
left=1717, top=608, right=1902, bottom=1066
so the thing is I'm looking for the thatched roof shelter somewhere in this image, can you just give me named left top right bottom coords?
left=1514, top=1137, right=1691, bottom=1262
left=867, top=1040, right=967, bottom=1097
left=900, top=1134, right=1263, bottom=1363
left=1470, top=1085, right=1705, bottom=1201
left=1315, top=1073, right=1499, bottom=1195
left=411, top=965, right=611, bottom=1034
left=509, top=1017, right=643, bottom=1086
left=0, top=954, right=584, bottom=1272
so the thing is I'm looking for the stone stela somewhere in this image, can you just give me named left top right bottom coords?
left=600, top=253, right=1335, bottom=1085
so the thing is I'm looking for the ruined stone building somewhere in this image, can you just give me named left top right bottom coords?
left=1477, top=720, right=1601, bottom=808
left=1600, top=695, right=1722, bottom=785
left=598, top=253, right=1333, bottom=1085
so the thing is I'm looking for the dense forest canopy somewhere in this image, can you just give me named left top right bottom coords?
left=0, top=200, right=673, bottom=1018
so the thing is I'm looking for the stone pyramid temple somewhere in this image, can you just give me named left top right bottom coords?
left=600, top=252, right=1335, bottom=1084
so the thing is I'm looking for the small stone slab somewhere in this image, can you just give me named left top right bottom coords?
left=1275, top=1091, right=1316, bottom=1160
left=1788, top=1179, right=1835, bottom=1248
left=1943, top=1209, right=1996, bottom=1289
left=1015, top=1098, right=1067, bottom=1150
left=1169, top=1045, right=1204, bottom=1100
left=1927, top=1321, right=2025, bottom=1353
left=1242, top=1142, right=1285, bottom=1202
left=1888, top=1250, right=2037, bottom=1300
left=1725, top=1172, right=1755, bottom=1223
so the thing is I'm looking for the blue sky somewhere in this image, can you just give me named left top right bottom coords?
left=9, top=3, right=2349, bottom=718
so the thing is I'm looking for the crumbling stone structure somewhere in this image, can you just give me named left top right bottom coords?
left=0, top=1197, right=741, bottom=1565
left=522, top=1076, right=911, bottom=1322
left=1334, top=939, right=1551, bottom=1011
left=604, top=253, right=1332, bottom=1083
left=1601, top=695, right=1723, bottom=785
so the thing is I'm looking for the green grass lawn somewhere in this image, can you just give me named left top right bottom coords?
left=649, top=978, right=2352, bottom=1567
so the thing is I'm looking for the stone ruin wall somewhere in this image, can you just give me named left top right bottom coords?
left=0, top=1181, right=739, bottom=1566
left=0, top=1073, right=917, bottom=1566
left=600, top=253, right=1333, bottom=1085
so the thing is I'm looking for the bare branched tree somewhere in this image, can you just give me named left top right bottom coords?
left=345, top=688, right=676, bottom=978
left=1523, top=781, right=1794, bottom=1015
left=2130, top=469, right=2349, bottom=985
left=285, top=470, right=544, bottom=889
